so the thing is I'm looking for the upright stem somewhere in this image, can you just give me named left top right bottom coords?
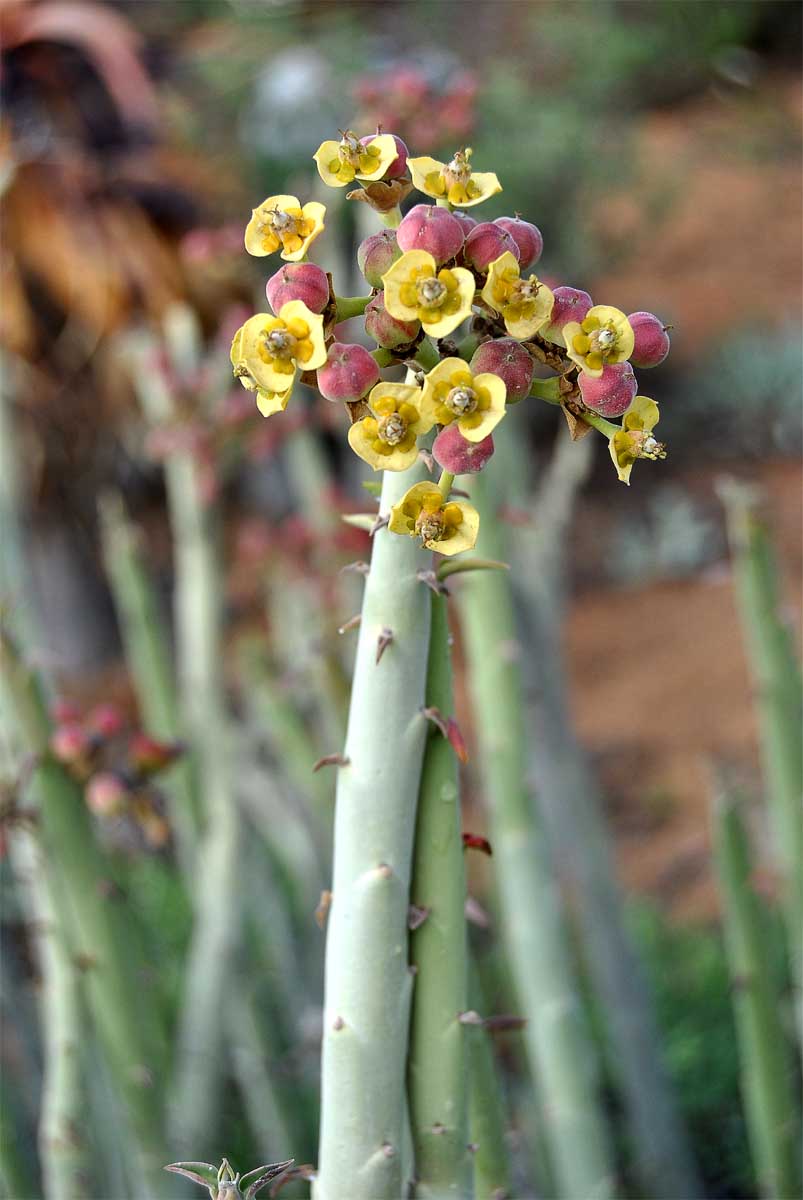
left=712, top=784, right=800, bottom=1200
left=0, top=637, right=170, bottom=1197
left=315, top=458, right=432, bottom=1200
left=407, top=593, right=470, bottom=1197
left=467, top=962, right=513, bottom=1200
left=720, top=481, right=803, bottom=1037
left=457, top=470, right=616, bottom=1200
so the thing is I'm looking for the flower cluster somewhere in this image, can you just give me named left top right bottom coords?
left=232, top=129, right=672, bottom=556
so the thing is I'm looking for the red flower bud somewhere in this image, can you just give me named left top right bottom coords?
left=463, top=222, right=520, bottom=274
left=266, top=262, right=330, bottom=315
left=493, top=216, right=543, bottom=269
left=541, top=286, right=594, bottom=346
left=86, top=703, right=125, bottom=739
left=317, top=343, right=380, bottom=403
left=433, top=424, right=495, bottom=475
left=364, top=293, right=420, bottom=350
left=579, top=361, right=638, bottom=418
left=628, top=311, right=671, bottom=368
left=397, top=204, right=465, bottom=264
left=51, top=723, right=91, bottom=764
left=451, top=210, right=478, bottom=238
left=129, top=734, right=182, bottom=775
left=357, top=229, right=401, bottom=288
left=470, top=338, right=533, bottom=403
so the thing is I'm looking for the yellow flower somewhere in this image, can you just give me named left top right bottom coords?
left=609, top=396, right=665, bottom=485
left=563, top=305, right=634, bottom=378
left=244, top=195, right=325, bottom=262
left=421, top=358, right=506, bottom=442
left=481, top=252, right=554, bottom=340
left=314, top=130, right=398, bottom=188
left=236, top=303, right=327, bottom=394
left=230, top=324, right=293, bottom=417
left=347, top=382, right=433, bottom=472
left=409, top=148, right=501, bottom=208
left=389, top=482, right=479, bottom=556
left=382, top=250, right=474, bottom=339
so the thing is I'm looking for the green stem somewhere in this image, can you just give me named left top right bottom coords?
left=315, top=452, right=432, bottom=1200
left=130, top=320, right=241, bottom=1158
left=456, top=334, right=480, bottom=363
left=457, top=470, right=616, bottom=1200
left=712, top=783, right=800, bottom=1200
left=372, top=348, right=395, bottom=367
left=380, top=207, right=402, bottom=229
left=528, top=377, right=562, bottom=403
left=98, top=492, right=198, bottom=875
left=407, top=592, right=470, bottom=1197
left=579, top=410, right=619, bottom=438
left=0, top=636, right=170, bottom=1197
left=414, top=338, right=441, bottom=371
left=719, top=480, right=803, bottom=1038
left=335, top=295, right=372, bottom=322
left=438, top=470, right=455, bottom=501
left=468, top=961, right=513, bottom=1200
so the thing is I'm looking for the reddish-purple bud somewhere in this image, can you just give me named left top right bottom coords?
left=628, top=311, right=671, bottom=368
left=451, top=210, right=478, bottom=238
left=579, top=361, right=638, bottom=418
left=317, top=343, right=380, bottom=403
left=493, top=217, right=543, bottom=269
left=129, top=733, right=182, bottom=775
left=433, top=424, right=494, bottom=474
left=463, top=222, right=520, bottom=274
left=266, top=263, right=330, bottom=315
left=542, top=286, right=594, bottom=346
left=357, top=229, right=401, bottom=288
left=85, top=772, right=128, bottom=817
left=364, top=293, right=419, bottom=350
left=51, top=723, right=91, bottom=764
left=470, top=338, right=533, bottom=403
left=86, top=703, right=125, bottom=739
left=361, top=133, right=409, bottom=179
left=397, top=204, right=465, bottom=264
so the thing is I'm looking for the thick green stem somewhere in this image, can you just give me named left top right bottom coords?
left=407, top=593, right=470, bottom=1197
left=315, top=458, right=432, bottom=1200
left=720, top=481, right=803, bottom=1035
left=414, top=339, right=441, bottom=371
left=712, top=784, right=800, bottom=1200
left=457, top=471, right=616, bottom=1200
left=468, top=963, right=513, bottom=1200
left=335, top=295, right=372, bottom=322
left=0, top=637, right=170, bottom=1197
left=98, top=492, right=198, bottom=875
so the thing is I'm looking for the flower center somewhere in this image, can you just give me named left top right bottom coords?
left=513, top=276, right=540, bottom=304
left=444, top=149, right=472, bottom=187
left=416, top=510, right=444, bottom=543
left=339, top=131, right=361, bottom=164
left=445, top=385, right=477, bottom=415
left=596, top=327, right=617, bottom=352
left=267, top=209, right=296, bottom=234
left=264, top=328, right=296, bottom=359
left=418, top=277, right=447, bottom=307
left=377, top=412, right=407, bottom=445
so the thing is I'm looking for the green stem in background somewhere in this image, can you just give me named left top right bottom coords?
left=129, top=314, right=241, bottom=1159
left=467, top=962, right=514, bottom=1200
left=457, top=469, right=617, bottom=1200
left=495, top=419, right=702, bottom=1200
left=0, top=636, right=170, bottom=1198
left=372, top=348, right=395, bottom=367
left=414, top=338, right=441, bottom=371
left=334, top=295, right=372, bottom=323
left=315, top=457, right=432, bottom=1200
left=407, top=592, right=470, bottom=1197
left=98, top=492, right=198, bottom=875
left=456, top=333, right=480, bottom=363
left=719, top=480, right=803, bottom=1037
left=712, top=782, right=800, bottom=1200
left=528, top=376, right=562, bottom=403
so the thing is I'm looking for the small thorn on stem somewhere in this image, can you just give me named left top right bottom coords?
left=338, top=614, right=361, bottom=635
left=467, top=1142, right=479, bottom=1154
left=340, top=560, right=370, bottom=576
left=315, top=890, right=332, bottom=929
left=432, top=1123, right=446, bottom=1136
left=332, top=1015, right=345, bottom=1031
left=416, top=568, right=448, bottom=596
left=463, top=832, right=493, bottom=856
left=370, top=513, right=390, bottom=536
left=381, top=1142, right=396, bottom=1159
left=421, top=705, right=449, bottom=737
left=465, top=895, right=492, bottom=929
left=375, top=627, right=393, bottom=663
left=312, top=753, right=350, bottom=773
left=407, top=904, right=430, bottom=930
left=483, top=1014, right=528, bottom=1032
left=450, top=487, right=470, bottom=498
left=458, top=1010, right=484, bottom=1026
